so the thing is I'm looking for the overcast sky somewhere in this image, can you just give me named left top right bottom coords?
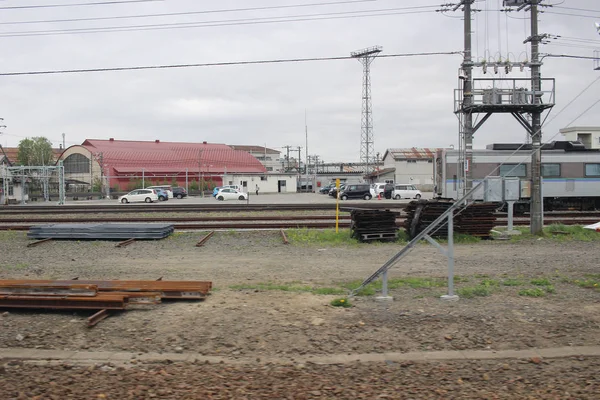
left=0, top=0, right=598, bottom=163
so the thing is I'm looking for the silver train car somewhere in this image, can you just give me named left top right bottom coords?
left=434, top=142, right=600, bottom=211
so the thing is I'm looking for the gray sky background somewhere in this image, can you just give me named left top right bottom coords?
left=0, top=0, right=598, bottom=163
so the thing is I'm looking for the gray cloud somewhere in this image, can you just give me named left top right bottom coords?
left=0, top=0, right=598, bottom=163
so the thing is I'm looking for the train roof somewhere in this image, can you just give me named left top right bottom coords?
left=485, top=141, right=596, bottom=152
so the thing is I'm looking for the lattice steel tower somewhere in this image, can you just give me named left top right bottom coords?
left=351, top=46, right=382, bottom=173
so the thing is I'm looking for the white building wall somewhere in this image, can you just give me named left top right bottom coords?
left=560, top=127, right=600, bottom=150
left=224, top=174, right=297, bottom=193
left=394, top=160, right=435, bottom=188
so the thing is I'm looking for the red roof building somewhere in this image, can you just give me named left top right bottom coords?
left=59, top=138, right=266, bottom=191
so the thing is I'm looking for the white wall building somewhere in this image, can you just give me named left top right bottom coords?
left=379, top=148, right=442, bottom=190
left=560, top=126, right=600, bottom=149
left=223, top=173, right=297, bottom=194
left=230, top=145, right=283, bottom=172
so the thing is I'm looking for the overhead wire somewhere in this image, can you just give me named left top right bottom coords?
left=0, top=0, right=381, bottom=25
left=0, top=0, right=162, bottom=10
left=0, top=51, right=463, bottom=76
left=0, top=7, right=440, bottom=37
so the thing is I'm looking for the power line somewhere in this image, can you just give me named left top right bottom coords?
left=552, top=5, right=600, bottom=13
left=0, top=7, right=439, bottom=37
left=543, top=11, right=600, bottom=19
left=0, top=0, right=162, bottom=10
left=0, top=0, right=379, bottom=25
left=0, top=51, right=462, bottom=76
left=542, top=53, right=600, bottom=61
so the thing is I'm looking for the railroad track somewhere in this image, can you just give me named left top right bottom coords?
left=1, top=217, right=598, bottom=231
left=0, top=203, right=406, bottom=214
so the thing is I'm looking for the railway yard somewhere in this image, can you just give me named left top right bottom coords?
left=1, top=195, right=600, bottom=398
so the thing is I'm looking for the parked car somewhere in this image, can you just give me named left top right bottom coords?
left=393, top=184, right=422, bottom=200
left=146, top=185, right=173, bottom=199
left=339, top=184, right=372, bottom=200
left=155, top=189, right=169, bottom=201
left=215, top=188, right=248, bottom=201
left=213, top=185, right=241, bottom=197
left=172, top=187, right=188, bottom=199
left=371, top=182, right=389, bottom=197
left=118, top=189, right=158, bottom=204
left=328, top=184, right=345, bottom=198
left=319, top=184, right=334, bottom=194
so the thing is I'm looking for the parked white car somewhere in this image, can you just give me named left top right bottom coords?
left=393, top=184, right=422, bottom=200
left=118, top=189, right=159, bottom=204
left=215, top=188, right=248, bottom=201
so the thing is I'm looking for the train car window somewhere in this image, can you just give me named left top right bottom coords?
left=499, top=164, right=527, bottom=177
left=541, top=163, right=561, bottom=177
left=585, top=164, right=600, bottom=177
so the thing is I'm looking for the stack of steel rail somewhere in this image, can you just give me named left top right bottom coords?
left=350, top=209, right=398, bottom=242
left=27, top=223, right=175, bottom=240
left=0, top=279, right=212, bottom=325
left=404, top=199, right=497, bottom=239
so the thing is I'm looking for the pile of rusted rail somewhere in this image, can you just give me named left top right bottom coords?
left=350, top=209, right=398, bottom=242
left=27, top=223, right=175, bottom=240
left=404, top=199, right=497, bottom=239
left=0, top=279, right=212, bottom=326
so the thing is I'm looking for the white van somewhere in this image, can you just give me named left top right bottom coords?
left=392, top=184, right=422, bottom=200
left=371, top=182, right=388, bottom=197
left=146, top=185, right=174, bottom=199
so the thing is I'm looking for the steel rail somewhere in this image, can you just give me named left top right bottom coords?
left=0, top=215, right=356, bottom=223
left=0, top=203, right=406, bottom=214
left=2, top=218, right=599, bottom=232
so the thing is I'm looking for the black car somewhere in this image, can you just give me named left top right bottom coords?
left=172, top=187, right=188, bottom=199
left=339, top=184, right=373, bottom=200
left=328, top=184, right=346, bottom=198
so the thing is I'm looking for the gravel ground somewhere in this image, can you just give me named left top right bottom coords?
left=1, top=230, right=600, bottom=397
left=2, top=357, right=600, bottom=399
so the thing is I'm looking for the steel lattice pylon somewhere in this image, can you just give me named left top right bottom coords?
left=351, top=46, right=382, bottom=173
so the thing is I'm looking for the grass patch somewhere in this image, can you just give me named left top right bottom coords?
left=480, top=278, right=500, bottom=287
left=456, top=285, right=492, bottom=299
left=342, top=277, right=447, bottom=296
left=330, top=297, right=352, bottom=308
left=573, top=279, right=600, bottom=290
left=228, top=282, right=347, bottom=296
left=312, top=287, right=348, bottom=295
left=286, top=228, right=359, bottom=246
left=530, top=278, right=552, bottom=286
left=508, top=224, right=600, bottom=242
left=502, top=278, right=525, bottom=286
left=519, top=288, right=546, bottom=297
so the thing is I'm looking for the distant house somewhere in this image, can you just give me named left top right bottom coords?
left=57, top=138, right=268, bottom=193
left=377, top=148, right=442, bottom=190
left=230, top=145, right=282, bottom=172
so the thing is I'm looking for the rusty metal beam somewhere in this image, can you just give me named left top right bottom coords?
left=27, top=238, right=53, bottom=247
left=195, top=231, right=214, bottom=247
left=0, top=284, right=97, bottom=297
left=0, top=279, right=212, bottom=297
left=0, top=293, right=127, bottom=309
left=115, top=238, right=136, bottom=248
left=88, top=309, right=110, bottom=327
left=280, top=229, right=289, bottom=245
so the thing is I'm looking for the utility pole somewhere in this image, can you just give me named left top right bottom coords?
left=460, top=1, right=474, bottom=193
left=305, top=110, right=309, bottom=192
left=450, top=0, right=552, bottom=234
left=351, top=46, right=382, bottom=174
left=283, top=145, right=293, bottom=172
left=528, top=0, right=543, bottom=234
